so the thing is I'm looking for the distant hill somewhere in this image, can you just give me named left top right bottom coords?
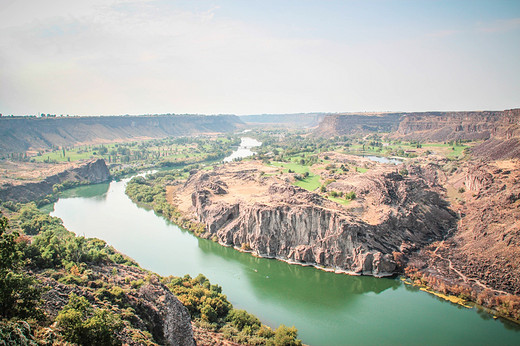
left=239, top=113, right=327, bottom=128
left=313, top=113, right=403, bottom=136
left=0, top=114, right=243, bottom=155
left=313, top=109, right=520, bottom=159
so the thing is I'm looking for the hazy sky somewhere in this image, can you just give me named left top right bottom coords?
left=1, top=0, right=519, bottom=116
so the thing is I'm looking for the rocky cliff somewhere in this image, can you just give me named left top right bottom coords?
left=172, top=162, right=456, bottom=277
left=314, top=113, right=402, bottom=137
left=396, top=109, right=520, bottom=142
left=0, top=159, right=110, bottom=203
left=0, top=114, right=243, bottom=155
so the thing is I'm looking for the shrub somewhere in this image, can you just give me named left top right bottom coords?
left=345, top=191, right=356, bottom=200
left=56, top=293, right=122, bottom=345
left=269, top=325, right=302, bottom=346
left=0, top=215, right=43, bottom=320
left=228, top=309, right=260, bottom=332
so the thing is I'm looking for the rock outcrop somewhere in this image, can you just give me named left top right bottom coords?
left=136, top=283, right=195, bottom=346
left=174, top=162, right=456, bottom=277
left=0, top=159, right=110, bottom=203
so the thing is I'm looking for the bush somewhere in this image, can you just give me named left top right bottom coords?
left=269, top=325, right=302, bottom=346
left=56, top=293, right=122, bottom=345
left=345, top=191, right=356, bottom=200
left=0, top=215, right=43, bottom=320
left=228, top=309, right=260, bottom=332
left=0, top=320, right=37, bottom=346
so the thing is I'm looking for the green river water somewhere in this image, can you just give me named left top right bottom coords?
left=47, top=179, right=520, bottom=346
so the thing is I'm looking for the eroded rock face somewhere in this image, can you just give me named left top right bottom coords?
left=396, top=109, right=520, bottom=142
left=0, top=159, right=110, bottom=203
left=137, top=283, right=195, bottom=346
left=314, top=113, right=402, bottom=137
left=182, top=164, right=456, bottom=277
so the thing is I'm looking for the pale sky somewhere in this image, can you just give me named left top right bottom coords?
left=0, top=0, right=519, bottom=116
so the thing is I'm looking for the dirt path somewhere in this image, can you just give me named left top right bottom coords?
left=430, top=216, right=510, bottom=296
left=431, top=228, right=509, bottom=295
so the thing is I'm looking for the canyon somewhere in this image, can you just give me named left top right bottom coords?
left=2, top=109, right=520, bottom=344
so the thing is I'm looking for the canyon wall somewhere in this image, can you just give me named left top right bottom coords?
left=313, top=113, right=403, bottom=137
left=0, top=114, right=243, bottom=156
left=240, top=113, right=326, bottom=128
left=314, top=109, right=520, bottom=159
left=396, top=109, right=520, bottom=142
left=0, top=158, right=110, bottom=203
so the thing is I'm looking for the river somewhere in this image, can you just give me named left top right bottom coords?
left=48, top=140, right=520, bottom=346
left=223, top=137, right=262, bottom=162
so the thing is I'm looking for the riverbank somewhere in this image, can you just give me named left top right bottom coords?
left=0, top=195, right=302, bottom=345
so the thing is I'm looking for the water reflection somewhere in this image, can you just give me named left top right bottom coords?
left=196, top=237, right=398, bottom=310
left=60, top=182, right=110, bottom=199
left=364, top=155, right=403, bottom=165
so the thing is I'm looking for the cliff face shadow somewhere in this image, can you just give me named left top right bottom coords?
left=59, top=182, right=110, bottom=200
left=196, top=236, right=399, bottom=312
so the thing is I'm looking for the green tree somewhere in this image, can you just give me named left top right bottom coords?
left=345, top=191, right=356, bottom=200
left=56, top=293, right=122, bottom=345
left=269, top=325, right=302, bottom=346
left=0, top=215, right=43, bottom=319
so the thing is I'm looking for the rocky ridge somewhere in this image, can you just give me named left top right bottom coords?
left=409, top=160, right=520, bottom=296
left=396, top=109, right=520, bottom=141
left=0, top=158, right=110, bottom=203
left=173, top=161, right=456, bottom=277
left=314, top=109, right=520, bottom=159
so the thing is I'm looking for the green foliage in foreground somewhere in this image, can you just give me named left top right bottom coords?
left=164, top=274, right=302, bottom=345
left=1, top=199, right=302, bottom=345
left=56, top=293, right=123, bottom=345
left=0, top=214, right=43, bottom=321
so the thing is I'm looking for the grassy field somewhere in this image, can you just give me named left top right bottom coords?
left=326, top=195, right=351, bottom=205
left=270, top=161, right=321, bottom=191
left=32, top=137, right=234, bottom=164
left=294, top=175, right=321, bottom=191
left=271, top=161, right=310, bottom=174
